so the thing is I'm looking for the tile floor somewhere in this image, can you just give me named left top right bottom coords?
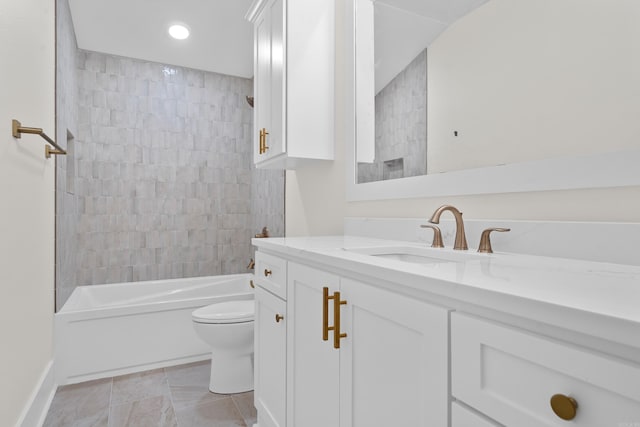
left=43, top=360, right=257, bottom=427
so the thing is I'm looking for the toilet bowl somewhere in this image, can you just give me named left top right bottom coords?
left=192, top=299, right=255, bottom=394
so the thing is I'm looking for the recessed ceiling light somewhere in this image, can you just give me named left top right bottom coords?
left=168, top=24, right=190, bottom=40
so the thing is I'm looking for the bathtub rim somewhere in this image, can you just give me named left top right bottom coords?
left=57, top=273, right=255, bottom=322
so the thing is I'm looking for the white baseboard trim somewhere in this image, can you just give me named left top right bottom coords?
left=15, top=360, right=57, bottom=427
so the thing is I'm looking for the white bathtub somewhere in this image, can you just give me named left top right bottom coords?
left=55, top=274, right=254, bottom=385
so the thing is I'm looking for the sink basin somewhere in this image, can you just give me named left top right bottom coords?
left=345, top=246, right=484, bottom=265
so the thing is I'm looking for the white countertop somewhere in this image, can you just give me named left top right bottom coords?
left=253, top=235, right=640, bottom=355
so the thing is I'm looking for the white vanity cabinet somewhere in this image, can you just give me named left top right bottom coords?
left=451, top=313, right=640, bottom=427
left=254, top=286, right=286, bottom=427
left=246, top=0, right=335, bottom=169
left=254, top=251, right=288, bottom=427
left=286, top=262, right=450, bottom=427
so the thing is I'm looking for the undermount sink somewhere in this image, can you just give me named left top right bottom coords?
left=345, top=246, right=485, bottom=265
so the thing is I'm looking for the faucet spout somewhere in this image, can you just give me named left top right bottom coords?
left=429, top=205, right=468, bottom=250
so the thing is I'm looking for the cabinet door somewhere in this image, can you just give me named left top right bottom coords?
left=339, top=279, right=450, bottom=427
left=254, top=0, right=284, bottom=164
left=266, top=0, right=284, bottom=159
left=254, top=2, right=271, bottom=163
left=452, top=313, right=640, bottom=427
left=254, top=286, right=287, bottom=427
left=287, top=263, right=340, bottom=427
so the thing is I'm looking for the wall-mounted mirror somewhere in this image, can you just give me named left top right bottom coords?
left=348, top=0, right=640, bottom=200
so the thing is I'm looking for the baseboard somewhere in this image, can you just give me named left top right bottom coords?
left=15, top=360, right=57, bottom=427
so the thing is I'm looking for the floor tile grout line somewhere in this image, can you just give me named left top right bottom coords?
left=107, top=377, right=114, bottom=427
left=163, top=367, right=181, bottom=427
left=230, top=394, right=250, bottom=427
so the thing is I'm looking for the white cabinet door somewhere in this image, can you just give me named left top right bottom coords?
left=452, top=313, right=640, bottom=427
left=253, top=0, right=284, bottom=164
left=287, top=263, right=340, bottom=427
left=254, top=286, right=287, bottom=427
left=247, top=0, right=334, bottom=169
left=339, top=279, right=450, bottom=427
left=254, top=2, right=271, bottom=163
left=251, top=0, right=284, bottom=165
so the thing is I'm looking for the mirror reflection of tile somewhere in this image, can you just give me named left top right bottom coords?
left=357, top=49, right=427, bottom=184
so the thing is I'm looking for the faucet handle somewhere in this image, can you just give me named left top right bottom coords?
left=420, top=224, right=444, bottom=248
left=478, top=228, right=511, bottom=253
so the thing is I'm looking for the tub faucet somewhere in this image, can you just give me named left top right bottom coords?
left=429, top=205, right=468, bottom=250
left=255, top=227, right=270, bottom=238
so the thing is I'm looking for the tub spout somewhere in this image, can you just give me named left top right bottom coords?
left=247, top=258, right=255, bottom=270
left=255, top=227, right=270, bottom=238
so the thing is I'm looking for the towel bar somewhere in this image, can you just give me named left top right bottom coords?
left=12, top=119, right=66, bottom=158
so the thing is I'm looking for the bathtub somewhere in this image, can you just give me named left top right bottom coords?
left=55, top=274, right=254, bottom=385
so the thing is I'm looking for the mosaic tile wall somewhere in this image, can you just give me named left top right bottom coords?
left=56, top=0, right=284, bottom=308
left=357, top=49, right=427, bottom=183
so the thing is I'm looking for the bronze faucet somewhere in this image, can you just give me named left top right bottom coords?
left=255, top=226, right=270, bottom=238
left=420, top=224, right=444, bottom=248
left=429, top=205, right=468, bottom=250
left=477, top=228, right=510, bottom=253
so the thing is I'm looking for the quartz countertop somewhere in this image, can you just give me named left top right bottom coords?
left=253, top=235, right=640, bottom=354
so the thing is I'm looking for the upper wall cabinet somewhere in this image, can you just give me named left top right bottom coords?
left=246, top=0, right=335, bottom=169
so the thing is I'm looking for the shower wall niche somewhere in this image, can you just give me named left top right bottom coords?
left=55, top=0, right=284, bottom=308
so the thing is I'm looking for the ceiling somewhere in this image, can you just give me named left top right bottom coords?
left=374, top=0, right=489, bottom=93
left=68, top=0, right=255, bottom=78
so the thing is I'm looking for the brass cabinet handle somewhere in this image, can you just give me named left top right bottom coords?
left=322, top=287, right=334, bottom=341
left=263, top=128, right=269, bottom=152
left=332, top=291, right=347, bottom=349
left=259, top=128, right=270, bottom=154
left=322, top=287, right=347, bottom=348
left=550, top=394, right=578, bottom=420
left=264, top=269, right=272, bottom=277
left=275, top=314, right=284, bottom=323
left=249, top=280, right=255, bottom=289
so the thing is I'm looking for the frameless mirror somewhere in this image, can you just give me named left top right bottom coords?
left=349, top=0, right=640, bottom=199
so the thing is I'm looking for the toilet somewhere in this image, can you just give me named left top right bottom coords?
left=192, top=299, right=255, bottom=394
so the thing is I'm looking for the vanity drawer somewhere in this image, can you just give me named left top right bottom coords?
left=451, top=313, right=640, bottom=427
left=255, top=252, right=287, bottom=299
left=452, top=402, right=499, bottom=427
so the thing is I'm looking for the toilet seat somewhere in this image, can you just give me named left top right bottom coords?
left=192, top=300, right=255, bottom=324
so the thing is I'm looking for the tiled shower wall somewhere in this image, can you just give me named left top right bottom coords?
left=357, top=49, right=427, bottom=183
left=55, top=0, right=284, bottom=308
left=56, top=0, right=79, bottom=306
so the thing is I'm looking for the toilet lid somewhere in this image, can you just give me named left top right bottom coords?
left=192, top=300, right=255, bottom=324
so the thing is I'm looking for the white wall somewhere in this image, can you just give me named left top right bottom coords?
left=285, top=0, right=640, bottom=237
left=0, top=0, right=56, bottom=425
left=428, top=0, right=640, bottom=173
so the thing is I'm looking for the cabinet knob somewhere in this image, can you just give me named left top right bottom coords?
left=264, top=269, right=272, bottom=277
left=249, top=280, right=255, bottom=289
left=550, top=394, right=578, bottom=420
left=275, top=314, right=284, bottom=323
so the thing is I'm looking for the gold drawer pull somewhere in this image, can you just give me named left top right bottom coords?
left=322, top=287, right=347, bottom=349
left=264, top=269, right=272, bottom=277
left=332, top=291, right=347, bottom=349
left=550, top=394, right=578, bottom=420
left=322, top=287, right=334, bottom=341
left=259, top=128, right=270, bottom=154
left=249, top=280, right=255, bottom=289
left=275, top=314, right=284, bottom=323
